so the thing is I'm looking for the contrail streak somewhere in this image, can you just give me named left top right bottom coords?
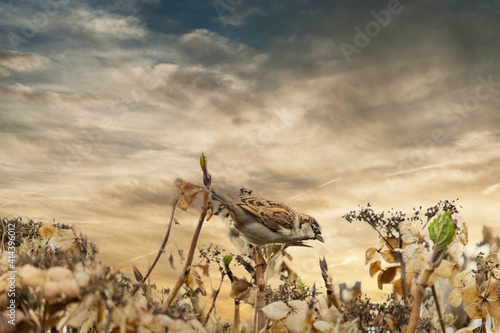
left=289, top=177, right=343, bottom=200
left=385, top=163, right=447, bottom=176
left=118, top=250, right=157, bottom=266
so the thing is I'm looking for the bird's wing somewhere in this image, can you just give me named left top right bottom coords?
left=238, top=196, right=295, bottom=231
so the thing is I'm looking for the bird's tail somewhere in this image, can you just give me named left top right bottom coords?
left=211, top=189, right=234, bottom=207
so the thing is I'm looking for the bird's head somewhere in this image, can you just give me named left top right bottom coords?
left=298, top=214, right=324, bottom=243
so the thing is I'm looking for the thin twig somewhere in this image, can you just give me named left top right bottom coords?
left=398, top=237, right=409, bottom=306
left=431, top=285, right=446, bottom=332
left=143, top=197, right=180, bottom=282
left=204, top=271, right=225, bottom=326
left=104, top=307, right=113, bottom=333
left=254, top=248, right=267, bottom=333
left=319, top=257, right=341, bottom=310
left=234, top=299, right=241, bottom=333
left=163, top=209, right=208, bottom=308
left=131, top=196, right=180, bottom=297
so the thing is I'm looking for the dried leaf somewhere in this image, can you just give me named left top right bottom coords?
left=378, top=267, right=398, bottom=289
left=175, top=178, right=203, bottom=211
left=133, top=266, right=143, bottom=283
left=284, top=305, right=308, bottom=333
left=199, top=263, right=210, bottom=277
left=434, top=259, right=457, bottom=279
left=365, top=247, right=378, bottom=264
left=382, top=237, right=400, bottom=250
left=372, top=314, right=383, bottom=327
left=63, top=296, right=97, bottom=328
left=462, top=284, right=481, bottom=304
left=169, top=254, right=175, bottom=270
left=493, top=268, right=500, bottom=280
left=448, top=288, right=464, bottom=307
left=448, top=242, right=465, bottom=263
left=185, top=272, right=196, bottom=292
left=465, top=301, right=488, bottom=319
left=262, top=301, right=290, bottom=320
left=482, top=225, right=494, bottom=246
left=280, top=261, right=298, bottom=283
left=381, top=267, right=398, bottom=283
left=39, top=223, right=59, bottom=240
left=456, top=220, right=468, bottom=246
left=487, top=299, right=500, bottom=317
left=206, top=201, right=214, bottom=221
left=369, top=261, right=382, bottom=278
left=393, top=278, right=411, bottom=297
left=380, top=250, right=399, bottom=263
left=186, top=269, right=206, bottom=296
left=282, top=249, right=293, bottom=261
left=49, top=236, right=80, bottom=253
left=454, top=269, right=475, bottom=288
left=246, top=286, right=258, bottom=306
left=352, top=281, right=362, bottom=299
left=313, top=321, right=333, bottom=333
left=319, top=257, right=330, bottom=283
left=268, top=318, right=288, bottom=333
left=229, top=276, right=252, bottom=302
left=384, top=314, right=396, bottom=330
left=399, top=220, right=421, bottom=244
left=177, top=248, right=185, bottom=263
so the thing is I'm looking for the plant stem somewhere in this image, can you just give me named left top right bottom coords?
left=163, top=209, right=207, bottom=309
left=144, top=197, right=179, bottom=281
left=234, top=299, right=240, bottom=333
left=254, top=249, right=267, bottom=332
left=204, top=272, right=225, bottom=326
left=431, top=285, right=446, bottom=332
left=398, top=237, right=409, bottom=306
left=319, top=257, right=341, bottom=310
left=407, top=285, right=424, bottom=333
left=407, top=248, right=447, bottom=333
left=131, top=197, right=180, bottom=297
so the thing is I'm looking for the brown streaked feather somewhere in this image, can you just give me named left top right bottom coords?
left=238, top=196, right=296, bottom=230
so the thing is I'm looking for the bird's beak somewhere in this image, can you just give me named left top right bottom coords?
left=316, top=234, right=325, bottom=243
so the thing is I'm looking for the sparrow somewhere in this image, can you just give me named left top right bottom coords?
left=211, top=189, right=324, bottom=246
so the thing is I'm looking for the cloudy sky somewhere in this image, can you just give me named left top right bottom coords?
left=1, top=0, right=500, bottom=317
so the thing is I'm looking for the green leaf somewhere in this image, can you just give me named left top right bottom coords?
left=428, top=211, right=455, bottom=252
left=200, top=152, right=207, bottom=169
left=223, top=254, right=233, bottom=268
left=296, top=276, right=304, bottom=291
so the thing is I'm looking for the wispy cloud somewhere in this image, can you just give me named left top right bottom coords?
left=0, top=50, right=49, bottom=76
